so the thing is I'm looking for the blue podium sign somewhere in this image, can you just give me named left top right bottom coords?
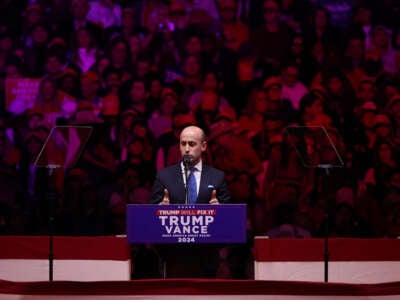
left=126, top=204, right=247, bottom=244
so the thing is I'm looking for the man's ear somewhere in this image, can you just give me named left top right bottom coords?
left=201, top=140, right=207, bottom=151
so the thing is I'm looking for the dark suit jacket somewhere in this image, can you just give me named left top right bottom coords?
left=151, top=163, right=230, bottom=204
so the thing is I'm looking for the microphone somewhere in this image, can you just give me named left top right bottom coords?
left=182, top=154, right=192, bottom=205
left=182, top=154, right=192, bottom=167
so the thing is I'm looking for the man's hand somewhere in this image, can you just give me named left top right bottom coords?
left=160, top=189, right=170, bottom=204
left=209, top=189, right=219, bottom=204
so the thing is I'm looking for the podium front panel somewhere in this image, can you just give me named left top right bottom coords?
left=126, top=204, right=247, bottom=244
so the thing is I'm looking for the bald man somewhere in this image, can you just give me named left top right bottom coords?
left=151, top=126, right=230, bottom=204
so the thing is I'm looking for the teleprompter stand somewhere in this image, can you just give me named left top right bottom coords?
left=285, top=125, right=344, bottom=282
left=34, top=126, right=93, bottom=281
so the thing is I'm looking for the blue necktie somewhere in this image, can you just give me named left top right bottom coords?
left=188, top=167, right=197, bottom=204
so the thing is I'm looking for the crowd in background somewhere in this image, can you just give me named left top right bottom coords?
left=0, top=0, right=400, bottom=277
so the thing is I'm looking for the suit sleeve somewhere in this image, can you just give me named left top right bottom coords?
left=150, top=173, right=164, bottom=204
left=217, top=173, right=231, bottom=204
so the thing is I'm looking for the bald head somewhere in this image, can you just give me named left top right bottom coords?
left=181, top=126, right=206, bottom=141
left=180, top=126, right=207, bottom=165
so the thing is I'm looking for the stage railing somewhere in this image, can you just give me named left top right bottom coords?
left=2, top=236, right=400, bottom=284
left=254, top=237, right=400, bottom=283
left=0, top=236, right=130, bottom=281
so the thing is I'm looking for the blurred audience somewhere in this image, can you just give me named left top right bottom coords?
left=1, top=0, right=400, bottom=279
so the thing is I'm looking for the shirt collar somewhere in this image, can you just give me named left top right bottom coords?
left=181, top=159, right=202, bottom=172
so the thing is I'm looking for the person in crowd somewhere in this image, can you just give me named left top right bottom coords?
left=304, top=6, right=343, bottom=67
left=386, top=95, right=400, bottom=142
left=188, top=70, right=231, bottom=114
left=146, top=72, right=164, bottom=109
left=0, top=34, right=19, bottom=75
left=61, top=0, right=104, bottom=45
left=348, top=5, right=374, bottom=49
left=155, top=107, right=196, bottom=170
left=59, top=68, right=81, bottom=99
left=250, top=0, right=294, bottom=75
left=251, top=115, right=285, bottom=164
left=31, top=77, right=77, bottom=125
left=101, top=66, right=122, bottom=97
left=23, top=23, right=50, bottom=77
left=279, top=0, right=312, bottom=32
left=238, top=87, right=269, bottom=138
left=262, top=76, right=295, bottom=124
left=20, top=4, right=45, bottom=46
left=107, top=37, right=132, bottom=82
left=342, top=34, right=368, bottom=87
left=126, top=33, right=143, bottom=66
left=317, top=186, right=371, bottom=237
left=320, top=70, right=356, bottom=130
left=148, top=88, right=178, bottom=139
left=60, top=179, right=110, bottom=235
left=353, top=78, right=378, bottom=116
left=179, top=55, right=203, bottom=103
left=374, top=113, right=395, bottom=141
left=217, top=0, right=248, bottom=53
left=80, top=138, right=117, bottom=185
left=265, top=203, right=312, bottom=238
left=287, top=33, right=319, bottom=85
left=119, top=77, right=150, bottom=117
left=79, top=70, right=102, bottom=114
left=281, top=63, right=308, bottom=110
left=351, top=101, right=379, bottom=178
left=361, top=138, right=400, bottom=201
left=86, top=0, right=122, bottom=30
left=296, top=92, right=327, bottom=126
left=92, top=55, right=111, bottom=88
left=208, top=118, right=263, bottom=182
left=108, top=165, right=151, bottom=233
left=193, top=91, right=221, bottom=133
left=114, top=109, right=136, bottom=160
left=262, top=126, right=314, bottom=211
left=70, top=26, right=102, bottom=73
left=0, top=123, right=21, bottom=216
left=115, top=6, right=148, bottom=42
left=367, top=25, right=397, bottom=74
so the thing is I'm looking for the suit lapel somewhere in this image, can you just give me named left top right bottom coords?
left=197, top=165, right=210, bottom=204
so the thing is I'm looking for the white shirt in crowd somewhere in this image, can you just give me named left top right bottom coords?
left=86, top=1, right=122, bottom=28
left=77, top=48, right=98, bottom=72
left=282, top=82, right=308, bottom=110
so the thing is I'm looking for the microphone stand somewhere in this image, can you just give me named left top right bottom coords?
left=183, top=155, right=191, bottom=205
left=184, top=164, right=189, bottom=205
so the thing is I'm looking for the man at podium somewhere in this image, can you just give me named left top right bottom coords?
left=148, top=125, right=231, bottom=278
left=151, top=125, right=231, bottom=205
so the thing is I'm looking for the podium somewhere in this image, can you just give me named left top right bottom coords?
left=126, top=204, right=247, bottom=278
